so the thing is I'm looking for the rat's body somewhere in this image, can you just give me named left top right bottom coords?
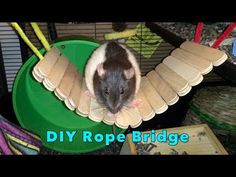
left=85, top=41, right=141, bottom=115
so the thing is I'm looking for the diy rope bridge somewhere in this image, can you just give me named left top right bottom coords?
left=11, top=23, right=228, bottom=129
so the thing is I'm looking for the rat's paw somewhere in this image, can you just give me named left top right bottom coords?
left=107, top=112, right=120, bottom=118
left=129, top=99, right=142, bottom=108
left=84, top=90, right=94, bottom=98
left=107, top=112, right=113, bottom=117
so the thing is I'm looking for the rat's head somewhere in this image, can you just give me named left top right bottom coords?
left=94, top=63, right=135, bottom=114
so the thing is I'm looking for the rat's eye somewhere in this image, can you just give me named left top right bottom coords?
left=104, top=88, right=109, bottom=95
left=120, top=88, right=124, bottom=95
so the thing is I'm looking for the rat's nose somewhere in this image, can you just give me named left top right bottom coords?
left=109, top=105, right=121, bottom=114
left=109, top=102, right=121, bottom=114
left=110, top=108, right=119, bottom=114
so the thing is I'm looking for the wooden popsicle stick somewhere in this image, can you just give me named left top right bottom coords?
left=163, top=56, right=203, bottom=86
left=54, top=91, right=65, bottom=101
left=64, top=71, right=83, bottom=111
left=155, top=63, right=191, bottom=96
left=43, top=55, right=69, bottom=91
left=55, top=63, right=77, bottom=101
left=64, top=98, right=75, bottom=111
left=191, top=75, right=204, bottom=86
left=171, top=48, right=213, bottom=75
left=214, top=58, right=228, bottom=67
left=42, top=78, right=55, bottom=91
left=76, top=78, right=91, bottom=116
left=32, top=69, right=43, bottom=83
left=177, top=85, right=192, bottom=96
left=140, top=77, right=168, bottom=114
left=75, top=109, right=88, bottom=117
left=131, top=120, right=143, bottom=129
left=115, top=110, right=131, bottom=129
left=146, top=70, right=179, bottom=106
left=122, top=107, right=142, bottom=128
left=135, top=89, right=155, bottom=121
left=103, top=110, right=116, bottom=125
left=33, top=65, right=44, bottom=79
left=88, top=98, right=104, bottom=122
left=180, top=41, right=228, bottom=66
left=35, top=47, right=61, bottom=77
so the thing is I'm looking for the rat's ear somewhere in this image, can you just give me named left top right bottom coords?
left=124, top=68, right=134, bottom=79
left=97, top=63, right=106, bottom=78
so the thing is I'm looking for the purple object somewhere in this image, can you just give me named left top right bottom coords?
left=0, top=130, right=13, bottom=155
left=0, top=118, right=41, bottom=147
left=0, top=115, right=42, bottom=155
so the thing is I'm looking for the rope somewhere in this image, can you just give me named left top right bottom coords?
left=11, top=22, right=44, bottom=60
left=194, top=22, right=236, bottom=49
left=211, top=22, right=236, bottom=48
left=30, top=23, right=51, bottom=51
left=194, top=22, right=203, bottom=43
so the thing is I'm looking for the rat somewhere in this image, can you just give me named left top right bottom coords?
left=85, top=41, right=141, bottom=116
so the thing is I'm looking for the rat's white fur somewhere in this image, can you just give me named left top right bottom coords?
left=85, top=43, right=108, bottom=96
left=85, top=42, right=141, bottom=97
